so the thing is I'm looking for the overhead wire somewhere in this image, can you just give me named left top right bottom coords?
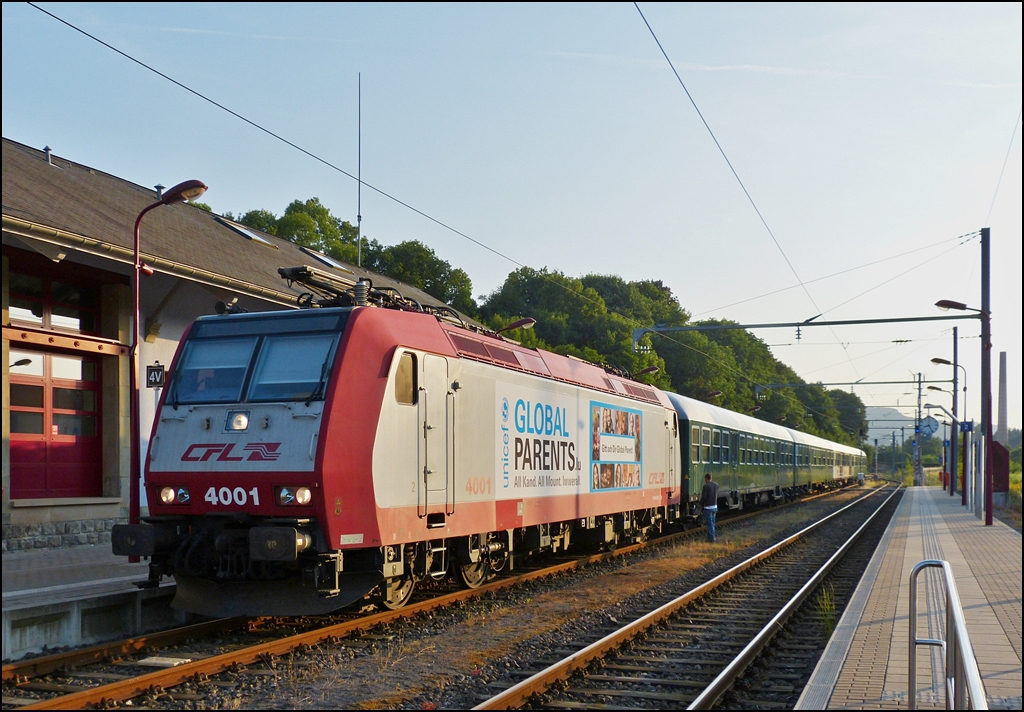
left=25, top=2, right=794, bottom=407
left=632, top=2, right=863, bottom=381
left=985, top=107, right=1022, bottom=226
left=818, top=237, right=976, bottom=317
left=33, top=1, right=898, bottom=432
left=692, top=231, right=978, bottom=317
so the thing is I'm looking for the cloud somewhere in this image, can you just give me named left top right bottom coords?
left=549, top=51, right=849, bottom=78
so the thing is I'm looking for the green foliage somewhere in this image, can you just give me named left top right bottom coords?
left=236, top=198, right=475, bottom=315
left=238, top=209, right=279, bottom=235
left=187, top=201, right=212, bottom=212
left=363, top=240, right=477, bottom=316
left=480, top=268, right=668, bottom=388
left=230, top=198, right=868, bottom=447
left=479, top=269, right=865, bottom=446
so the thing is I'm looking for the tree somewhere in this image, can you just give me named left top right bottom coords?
left=238, top=209, right=279, bottom=235
left=236, top=198, right=476, bottom=315
left=364, top=240, right=477, bottom=316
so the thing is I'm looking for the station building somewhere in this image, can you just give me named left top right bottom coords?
left=2, top=138, right=448, bottom=552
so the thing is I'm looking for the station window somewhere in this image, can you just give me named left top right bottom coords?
left=691, top=426, right=700, bottom=463
left=701, top=427, right=711, bottom=463
left=712, top=429, right=721, bottom=463
left=8, top=271, right=100, bottom=335
left=395, top=352, right=418, bottom=405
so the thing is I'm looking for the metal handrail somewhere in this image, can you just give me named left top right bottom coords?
left=909, top=559, right=988, bottom=710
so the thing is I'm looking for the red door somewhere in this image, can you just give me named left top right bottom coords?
left=9, top=349, right=102, bottom=499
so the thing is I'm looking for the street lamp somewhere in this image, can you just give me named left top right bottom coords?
left=130, top=181, right=207, bottom=532
left=925, top=402, right=959, bottom=494
left=932, top=340, right=968, bottom=502
left=496, top=317, right=536, bottom=334
left=935, top=299, right=992, bottom=525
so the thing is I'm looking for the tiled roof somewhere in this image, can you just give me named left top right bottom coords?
left=2, top=137, right=468, bottom=317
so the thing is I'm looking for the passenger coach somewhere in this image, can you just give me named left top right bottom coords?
left=666, top=393, right=865, bottom=513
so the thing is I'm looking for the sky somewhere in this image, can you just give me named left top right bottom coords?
left=3, top=2, right=1021, bottom=433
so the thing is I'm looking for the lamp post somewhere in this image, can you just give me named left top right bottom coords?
left=927, top=385, right=955, bottom=494
left=924, top=402, right=958, bottom=492
left=936, top=292, right=992, bottom=525
left=130, top=181, right=207, bottom=532
left=932, top=343, right=969, bottom=504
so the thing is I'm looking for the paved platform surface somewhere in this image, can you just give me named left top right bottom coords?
left=797, top=486, right=1022, bottom=710
left=2, top=545, right=150, bottom=605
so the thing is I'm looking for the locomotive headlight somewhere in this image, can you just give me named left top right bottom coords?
left=277, top=486, right=312, bottom=506
left=159, top=486, right=190, bottom=505
left=226, top=410, right=250, bottom=431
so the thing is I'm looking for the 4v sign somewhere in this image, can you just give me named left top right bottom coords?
left=146, top=363, right=165, bottom=388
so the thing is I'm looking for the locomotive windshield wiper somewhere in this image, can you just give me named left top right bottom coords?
left=305, top=354, right=331, bottom=407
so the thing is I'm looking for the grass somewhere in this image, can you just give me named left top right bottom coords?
left=902, top=467, right=943, bottom=487
left=1000, top=471, right=1022, bottom=529
left=815, top=583, right=838, bottom=638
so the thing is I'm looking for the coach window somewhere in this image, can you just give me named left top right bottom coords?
left=701, top=427, right=711, bottom=463
left=691, top=426, right=700, bottom=463
left=712, top=429, right=721, bottom=463
left=722, top=431, right=731, bottom=464
left=395, top=352, right=418, bottom=405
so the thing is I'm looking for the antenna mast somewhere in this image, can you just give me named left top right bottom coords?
left=356, top=72, right=362, bottom=267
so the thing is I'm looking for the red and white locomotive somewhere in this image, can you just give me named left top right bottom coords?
left=114, top=268, right=683, bottom=616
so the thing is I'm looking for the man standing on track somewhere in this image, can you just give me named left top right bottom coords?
left=700, top=473, right=720, bottom=543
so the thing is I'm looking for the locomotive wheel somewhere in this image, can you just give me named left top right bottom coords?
left=377, top=573, right=415, bottom=610
left=456, top=559, right=489, bottom=589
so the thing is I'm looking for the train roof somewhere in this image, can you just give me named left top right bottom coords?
left=665, top=392, right=793, bottom=440
left=664, top=391, right=864, bottom=455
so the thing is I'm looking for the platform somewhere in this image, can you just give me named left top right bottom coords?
left=2, top=546, right=181, bottom=660
left=796, top=486, right=1022, bottom=710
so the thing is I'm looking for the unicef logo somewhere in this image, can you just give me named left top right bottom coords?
left=501, top=398, right=509, bottom=422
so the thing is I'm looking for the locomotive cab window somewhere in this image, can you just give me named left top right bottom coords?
left=173, top=337, right=257, bottom=404
left=168, top=311, right=347, bottom=405
left=394, top=352, right=418, bottom=405
left=247, top=333, right=339, bottom=402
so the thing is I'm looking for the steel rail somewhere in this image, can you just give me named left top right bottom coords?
left=473, top=485, right=892, bottom=711
left=1, top=618, right=254, bottom=682
left=686, top=484, right=902, bottom=708
left=7, top=484, right=856, bottom=709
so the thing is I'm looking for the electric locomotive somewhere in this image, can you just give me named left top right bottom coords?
left=113, top=266, right=864, bottom=616
left=113, top=268, right=684, bottom=616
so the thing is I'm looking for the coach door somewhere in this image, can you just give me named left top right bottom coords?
left=665, top=413, right=677, bottom=496
left=418, top=354, right=454, bottom=520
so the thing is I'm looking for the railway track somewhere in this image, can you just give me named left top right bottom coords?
left=0, top=484, right=862, bottom=710
left=474, top=484, right=901, bottom=710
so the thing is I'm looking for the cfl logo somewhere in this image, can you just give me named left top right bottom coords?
left=181, top=443, right=282, bottom=462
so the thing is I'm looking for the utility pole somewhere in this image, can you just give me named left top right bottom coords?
left=356, top=72, right=362, bottom=268
left=951, top=326, right=959, bottom=498
left=901, top=427, right=906, bottom=476
left=915, top=373, right=923, bottom=486
left=892, top=432, right=897, bottom=476
left=980, top=227, right=993, bottom=525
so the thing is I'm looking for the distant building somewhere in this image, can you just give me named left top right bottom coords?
left=2, top=138, right=449, bottom=551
